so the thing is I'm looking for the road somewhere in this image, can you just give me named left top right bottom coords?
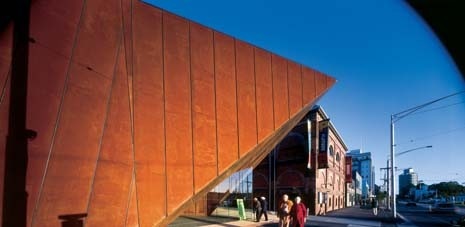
left=397, top=202, right=464, bottom=226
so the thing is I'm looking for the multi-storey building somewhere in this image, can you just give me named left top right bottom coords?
left=347, top=149, right=374, bottom=199
left=253, top=105, right=349, bottom=215
left=0, top=1, right=337, bottom=225
left=352, top=171, right=362, bottom=205
left=399, top=168, right=419, bottom=192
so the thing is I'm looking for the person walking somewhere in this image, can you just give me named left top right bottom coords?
left=278, top=194, right=293, bottom=227
left=290, top=196, right=307, bottom=227
left=259, top=197, right=269, bottom=221
left=371, top=198, right=379, bottom=216
left=253, top=197, right=262, bottom=222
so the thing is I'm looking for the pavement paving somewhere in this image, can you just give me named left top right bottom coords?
left=172, top=205, right=406, bottom=227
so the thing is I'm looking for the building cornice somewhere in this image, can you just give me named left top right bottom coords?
left=309, top=105, right=349, bottom=151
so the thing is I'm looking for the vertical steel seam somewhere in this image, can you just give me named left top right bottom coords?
left=286, top=60, right=290, bottom=118
left=233, top=39, right=239, bottom=159
left=212, top=32, right=219, bottom=177
left=161, top=10, right=168, bottom=222
left=300, top=65, right=303, bottom=108
left=314, top=70, right=317, bottom=102
left=84, top=20, right=123, bottom=222
left=0, top=68, right=11, bottom=105
left=120, top=0, right=139, bottom=226
left=30, top=0, right=88, bottom=225
left=188, top=21, right=195, bottom=201
left=124, top=176, right=135, bottom=227
left=270, top=54, right=275, bottom=130
left=127, top=0, right=141, bottom=225
left=253, top=47, right=259, bottom=211
left=252, top=48, right=258, bottom=145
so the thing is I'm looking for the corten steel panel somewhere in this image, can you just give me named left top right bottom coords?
left=235, top=40, right=257, bottom=157
left=214, top=31, right=239, bottom=174
left=132, top=3, right=165, bottom=226
left=327, top=76, right=337, bottom=89
left=163, top=12, right=194, bottom=214
left=32, top=63, right=112, bottom=226
left=302, top=67, right=316, bottom=106
left=0, top=25, right=12, bottom=93
left=25, top=43, right=68, bottom=226
left=0, top=29, right=12, bottom=207
left=271, top=54, right=289, bottom=128
left=195, top=197, right=207, bottom=215
left=121, top=0, right=133, bottom=78
left=0, top=77, right=10, bottom=225
left=315, top=71, right=327, bottom=97
left=85, top=44, right=133, bottom=226
left=125, top=179, right=140, bottom=227
left=0, top=25, right=10, bottom=225
left=72, top=0, right=121, bottom=78
left=287, top=61, right=303, bottom=116
left=191, top=21, right=217, bottom=193
left=29, top=0, right=83, bottom=58
left=0, top=1, right=338, bottom=225
left=254, top=48, right=274, bottom=142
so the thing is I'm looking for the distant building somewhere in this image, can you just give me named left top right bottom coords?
left=411, top=183, right=435, bottom=201
left=399, top=168, right=418, bottom=192
left=347, top=149, right=374, bottom=198
left=354, top=171, right=362, bottom=203
left=454, top=194, right=465, bottom=203
left=346, top=181, right=355, bottom=207
left=253, top=106, right=349, bottom=215
left=350, top=171, right=362, bottom=205
left=374, top=184, right=381, bottom=196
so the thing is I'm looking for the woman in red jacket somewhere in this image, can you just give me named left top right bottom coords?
left=290, top=196, right=307, bottom=227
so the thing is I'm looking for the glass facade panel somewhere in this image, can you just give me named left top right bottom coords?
left=209, top=168, right=254, bottom=220
left=170, top=168, right=254, bottom=226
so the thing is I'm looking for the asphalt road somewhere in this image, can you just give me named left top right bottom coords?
left=397, top=203, right=464, bottom=226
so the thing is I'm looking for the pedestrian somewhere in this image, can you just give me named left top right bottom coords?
left=259, top=196, right=269, bottom=221
left=253, top=197, right=262, bottom=222
left=290, top=196, right=307, bottom=227
left=371, top=198, right=379, bottom=216
left=278, top=194, right=293, bottom=227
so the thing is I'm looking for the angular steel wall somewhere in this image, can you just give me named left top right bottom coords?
left=0, top=0, right=335, bottom=226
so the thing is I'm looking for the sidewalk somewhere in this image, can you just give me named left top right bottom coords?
left=175, top=206, right=405, bottom=227
left=313, top=205, right=401, bottom=227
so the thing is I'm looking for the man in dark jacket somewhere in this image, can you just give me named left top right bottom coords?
left=254, top=197, right=262, bottom=222
left=259, top=196, right=269, bottom=221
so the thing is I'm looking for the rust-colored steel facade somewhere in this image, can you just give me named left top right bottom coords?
left=0, top=0, right=335, bottom=226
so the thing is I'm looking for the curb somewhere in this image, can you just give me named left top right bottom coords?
left=396, top=213, right=417, bottom=227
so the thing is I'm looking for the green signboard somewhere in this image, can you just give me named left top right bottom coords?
left=236, top=199, right=246, bottom=220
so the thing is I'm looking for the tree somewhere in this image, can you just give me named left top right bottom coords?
left=376, top=190, right=386, bottom=201
left=399, top=183, right=415, bottom=199
left=428, top=181, right=465, bottom=198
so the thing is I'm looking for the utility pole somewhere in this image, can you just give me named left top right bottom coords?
left=391, top=115, right=396, bottom=218
left=380, top=165, right=390, bottom=209
left=389, top=90, right=464, bottom=219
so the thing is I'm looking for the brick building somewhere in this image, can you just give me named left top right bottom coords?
left=253, top=105, right=349, bottom=215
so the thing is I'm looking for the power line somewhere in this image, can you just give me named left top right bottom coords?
left=408, top=101, right=465, bottom=116
left=393, top=90, right=465, bottom=122
left=397, top=125, right=465, bottom=145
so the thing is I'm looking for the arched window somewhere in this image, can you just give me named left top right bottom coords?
left=329, top=145, right=334, bottom=156
left=336, top=152, right=340, bottom=162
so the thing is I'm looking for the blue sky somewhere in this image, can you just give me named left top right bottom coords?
left=144, top=0, right=465, bottom=187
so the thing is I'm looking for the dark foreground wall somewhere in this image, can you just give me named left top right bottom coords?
left=0, top=0, right=335, bottom=226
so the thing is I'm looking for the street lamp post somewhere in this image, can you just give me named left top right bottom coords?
left=395, top=146, right=433, bottom=157
left=384, top=145, right=432, bottom=211
left=390, top=115, right=396, bottom=217
left=389, top=91, right=464, bottom=219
